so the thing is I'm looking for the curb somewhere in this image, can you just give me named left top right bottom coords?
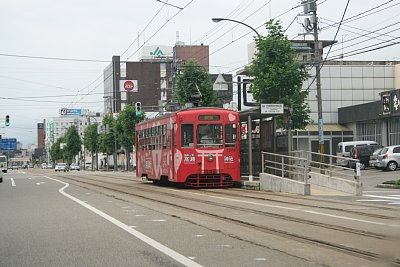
left=376, top=184, right=400, bottom=189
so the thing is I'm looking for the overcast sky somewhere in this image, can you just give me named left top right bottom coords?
left=1, top=0, right=399, bottom=147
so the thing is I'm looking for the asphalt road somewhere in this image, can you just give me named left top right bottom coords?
left=0, top=170, right=323, bottom=267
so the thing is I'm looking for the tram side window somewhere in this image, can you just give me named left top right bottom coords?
left=181, top=124, right=194, bottom=148
left=225, top=124, right=237, bottom=147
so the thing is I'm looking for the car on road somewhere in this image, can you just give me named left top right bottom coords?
left=41, top=163, right=47, bottom=169
left=376, top=145, right=400, bottom=171
left=69, top=163, right=80, bottom=171
left=55, top=163, right=69, bottom=172
left=349, top=145, right=382, bottom=170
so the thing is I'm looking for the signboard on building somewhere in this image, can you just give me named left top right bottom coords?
left=49, top=121, right=54, bottom=142
left=60, top=108, right=82, bottom=116
left=261, top=104, right=284, bottom=114
left=0, top=138, right=17, bottom=151
left=119, top=80, right=138, bottom=92
left=141, top=45, right=173, bottom=60
left=391, top=89, right=400, bottom=114
left=382, top=92, right=391, bottom=115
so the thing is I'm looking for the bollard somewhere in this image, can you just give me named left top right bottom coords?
left=354, top=162, right=361, bottom=182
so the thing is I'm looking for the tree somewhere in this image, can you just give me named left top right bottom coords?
left=84, top=124, right=98, bottom=169
left=63, top=126, right=82, bottom=163
left=175, top=59, right=218, bottom=107
left=246, top=20, right=310, bottom=129
left=116, top=104, right=145, bottom=170
left=50, top=138, right=63, bottom=162
left=98, top=114, right=118, bottom=169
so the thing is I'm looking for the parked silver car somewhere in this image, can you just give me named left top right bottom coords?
left=369, top=148, right=383, bottom=169
left=69, top=163, right=80, bottom=171
left=376, top=145, right=400, bottom=171
left=55, top=163, right=69, bottom=172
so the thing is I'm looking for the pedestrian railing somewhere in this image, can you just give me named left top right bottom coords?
left=261, top=150, right=361, bottom=184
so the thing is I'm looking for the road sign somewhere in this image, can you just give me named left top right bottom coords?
left=0, top=138, right=17, bottom=151
left=261, top=104, right=284, bottom=114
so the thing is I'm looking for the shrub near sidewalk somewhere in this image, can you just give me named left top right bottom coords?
left=378, top=179, right=400, bottom=189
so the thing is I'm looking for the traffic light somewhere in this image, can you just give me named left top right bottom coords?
left=5, top=115, right=10, bottom=127
left=135, top=102, right=142, bottom=115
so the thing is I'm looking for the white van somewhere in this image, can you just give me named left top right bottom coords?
left=336, top=141, right=378, bottom=167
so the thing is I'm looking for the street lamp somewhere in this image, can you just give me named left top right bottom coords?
left=212, top=17, right=261, bottom=182
left=211, top=18, right=260, bottom=37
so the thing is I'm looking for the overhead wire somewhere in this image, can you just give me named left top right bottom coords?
left=306, top=0, right=351, bottom=90
left=320, top=0, right=399, bottom=31
left=125, top=0, right=194, bottom=61
left=120, top=2, right=167, bottom=58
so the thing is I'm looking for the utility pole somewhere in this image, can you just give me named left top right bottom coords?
left=302, top=0, right=324, bottom=169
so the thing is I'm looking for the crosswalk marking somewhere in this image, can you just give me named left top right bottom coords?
left=357, top=194, right=400, bottom=205
left=363, top=194, right=400, bottom=200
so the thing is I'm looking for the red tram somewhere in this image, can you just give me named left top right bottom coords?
left=135, top=108, right=240, bottom=187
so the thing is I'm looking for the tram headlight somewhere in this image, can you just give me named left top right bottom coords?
left=207, top=154, right=214, bottom=162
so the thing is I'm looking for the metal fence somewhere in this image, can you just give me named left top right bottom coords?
left=261, top=150, right=361, bottom=183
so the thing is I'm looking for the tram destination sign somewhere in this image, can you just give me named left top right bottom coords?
left=261, top=104, right=284, bottom=114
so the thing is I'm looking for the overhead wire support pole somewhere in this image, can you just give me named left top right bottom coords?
left=309, top=0, right=325, bottom=172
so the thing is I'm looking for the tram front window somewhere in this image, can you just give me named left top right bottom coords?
left=197, top=124, right=222, bottom=148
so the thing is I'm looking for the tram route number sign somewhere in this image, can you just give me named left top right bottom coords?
left=261, top=104, right=284, bottom=115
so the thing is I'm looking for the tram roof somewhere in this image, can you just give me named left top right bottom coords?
left=137, top=107, right=238, bottom=125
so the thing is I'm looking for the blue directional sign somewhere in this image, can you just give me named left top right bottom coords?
left=0, top=138, right=17, bottom=151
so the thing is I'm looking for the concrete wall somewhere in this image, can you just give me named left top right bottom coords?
left=260, top=173, right=310, bottom=195
left=309, top=172, right=362, bottom=196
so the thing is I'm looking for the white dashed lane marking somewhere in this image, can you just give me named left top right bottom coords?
left=10, top=178, right=16, bottom=187
left=43, top=176, right=204, bottom=267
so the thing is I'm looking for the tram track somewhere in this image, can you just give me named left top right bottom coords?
left=50, top=173, right=399, bottom=265
left=76, top=171, right=397, bottom=220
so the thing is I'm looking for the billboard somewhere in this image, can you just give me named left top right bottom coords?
left=0, top=138, right=17, bottom=151
left=141, top=45, right=173, bottom=60
left=60, top=108, right=82, bottom=116
left=119, top=80, right=138, bottom=92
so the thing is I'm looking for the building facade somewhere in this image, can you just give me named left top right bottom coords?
left=104, top=43, right=233, bottom=114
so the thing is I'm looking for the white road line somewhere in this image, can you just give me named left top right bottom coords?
left=388, top=195, right=400, bottom=197
left=168, top=189, right=400, bottom=227
left=356, top=199, right=389, bottom=202
left=364, top=191, right=400, bottom=193
left=363, top=194, right=400, bottom=200
left=10, top=178, right=16, bottom=187
left=43, top=176, right=203, bottom=267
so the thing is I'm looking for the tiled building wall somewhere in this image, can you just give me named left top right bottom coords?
left=305, top=64, right=396, bottom=124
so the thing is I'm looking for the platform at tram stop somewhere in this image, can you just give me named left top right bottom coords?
left=240, top=176, right=350, bottom=196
